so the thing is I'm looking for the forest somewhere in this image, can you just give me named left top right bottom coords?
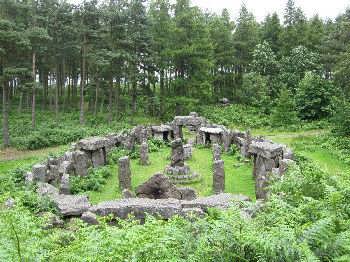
left=1, top=0, right=350, bottom=261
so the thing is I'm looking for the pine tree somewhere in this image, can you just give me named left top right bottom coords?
left=272, top=86, right=298, bottom=127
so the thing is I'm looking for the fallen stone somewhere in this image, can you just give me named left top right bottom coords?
left=90, top=198, right=182, bottom=220
left=178, top=187, right=197, bottom=200
left=279, top=159, right=295, bottom=175
left=37, top=183, right=59, bottom=197
left=81, top=211, right=99, bottom=225
left=53, top=194, right=91, bottom=217
left=24, top=172, right=34, bottom=184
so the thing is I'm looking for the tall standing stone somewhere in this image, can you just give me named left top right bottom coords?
left=139, top=142, right=150, bottom=165
left=212, top=143, right=222, bottom=161
left=213, top=160, right=225, bottom=194
left=32, top=164, right=48, bottom=182
left=170, top=139, right=185, bottom=167
left=60, top=174, right=70, bottom=195
left=118, top=156, right=131, bottom=190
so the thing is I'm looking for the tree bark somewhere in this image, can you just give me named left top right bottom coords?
left=31, top=51, right=36, bottom=129
left=80, top=35, right=86, bottom=125
left=94, top=77, right=99, bottom=117
left=108, top=76, right=113, bottom=123
left=2, top=76, right=10, bottom=147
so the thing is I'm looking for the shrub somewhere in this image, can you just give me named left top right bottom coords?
left=70, top=166, right=112, bottom=194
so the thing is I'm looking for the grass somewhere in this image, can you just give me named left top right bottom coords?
left=0, top=145, right=68, bottom=177
left=88, top=146, right=255, bottom=204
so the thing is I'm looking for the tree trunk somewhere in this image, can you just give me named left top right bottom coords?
left=31, top=51, right=36, bottom=129
left=94, top=77, right=99, bottom=117
left=80, top=36, right=86, bottom=125
left=108, top=76, right=113, bottom=123
left=160, top=69, right=165, bottom=117
left=55, top=64, right=59, bottom=121
left=2, top=75, right=10, bottom=147
left=18, top=90, right=23, bottom=114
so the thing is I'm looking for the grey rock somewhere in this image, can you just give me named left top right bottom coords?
left=249, top=141, right=283, bottom=159
left=81, top=211, right=98, bottom=225
left=279, top=159, right=295, bottom=175
left=32, top=164, right=48, bottom=182
left=73, top=150, right=91, bottom=177
left=90, top=198, right=182, bottom=220
left=41, top=212, right=64, bottom=229
left=139, top=142, right=150, bottom=165
left=76, top=136, right=109, bottom=151
left=37, top=183, right=59, bottom=197
left=178, top=187, right=197, bottom=200
left=122, top=189, right=136, bottom=199
left=24, top=172, right=34, bottom=184
left=183, top=144, right=192, bottom=160
left=53, top=194, right=90, bottom=217
left=170, top=138, right=185, bottom=167
left=213, top=160, right=225, bottom=194
left=5, top=198, right=15, bottom=208
left=212, top=143, right=222, bottom=161
left=91, top=148, right=106, bottom=168
left=136, top=173, right=181, bottom=199
left=59, top=174, right=70, bottom=195
left=118, top=156, right=131, bottom=190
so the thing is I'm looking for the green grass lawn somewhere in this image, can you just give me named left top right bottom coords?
left=88, top=146, right=255, bottom=204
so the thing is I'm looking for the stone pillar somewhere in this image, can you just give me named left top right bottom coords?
left=60, top=174, right=70, bottom=195
left=183, top=144, right=192, bottom=160
left=139, top=142, right=150, bottom=165
left=212, top=143, right=222, bottom=161
left=73, top=150, right=91, bottom=177
left=170, top=139, right=185, bottom=167
left=32, top=164, right=48, bottom=182
left=118, top=156, right=131, bottom=190
left=213, top=160, right=225, bottom=194
left=91, top=148, right=106, bottom=168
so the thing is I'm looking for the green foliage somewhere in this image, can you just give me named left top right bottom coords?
left=272, top=86, right=299, bottom=127
left=331, top=98, right=350, bottom=136
left=201, top=104, right=270, bottom=129
left=296, top=72, right=334, bottom=120
left=70, top=166, right=112, bottom=194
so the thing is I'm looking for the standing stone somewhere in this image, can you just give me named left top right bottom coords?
left=212, top=143, right=222, bottom=161
left=213, top=160, right=225, bottom=194
left=183, top=144, right=192, bottom=160
left=73, top=150, right=91, bottom=177
left=122, top=189, right=136, bottom=199
left=139, top=142, right=150, bottom=165
left=32, top=164, right=48, bottom=182
left=171, top=139, right=185, bottom=167
left=118, top=156, right=131, bottom=190
left=91, top=148, right=106, bottom=167
left=60, top=174, right=70, bottom=195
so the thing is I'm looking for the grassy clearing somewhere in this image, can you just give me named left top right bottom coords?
left=88, top=146, right=255, bottom=204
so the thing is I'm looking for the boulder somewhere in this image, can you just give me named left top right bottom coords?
left=178, top=187, right=197, bottom=200
left=81, top=211, right=99, bottom=225
left=53, top=194, right=91, bottom=217
left=136, top=173, right=182, bottom=199
left=37, top=182, right=59, bottom=197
